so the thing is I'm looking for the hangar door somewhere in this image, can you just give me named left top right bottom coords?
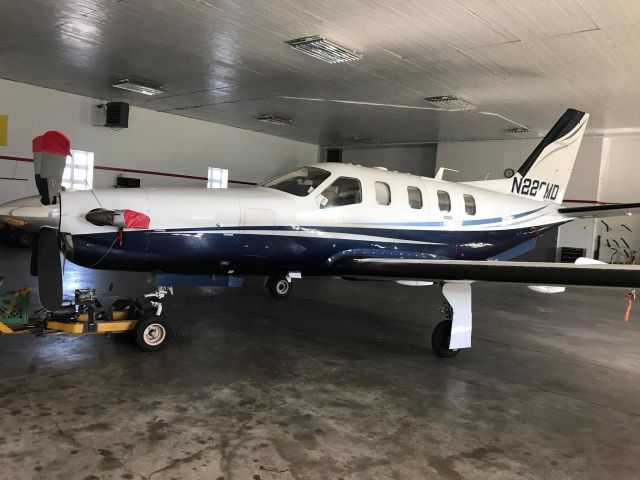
left=242, top=208, right=275, bottom=262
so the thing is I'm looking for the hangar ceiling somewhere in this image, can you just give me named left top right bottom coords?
left=1, top=0, right=640, bottom=146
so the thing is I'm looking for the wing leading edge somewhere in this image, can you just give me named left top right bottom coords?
left=331, top=258, right=640, bottom=288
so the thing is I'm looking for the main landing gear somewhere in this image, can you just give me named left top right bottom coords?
left=431, top=302, right=459, bottom=358
left=266, top=274, right=293, bottom=299
left=431, top=282, right=473, bottom=358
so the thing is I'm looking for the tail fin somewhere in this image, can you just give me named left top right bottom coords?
left=465, top=108, right=589, bottom=204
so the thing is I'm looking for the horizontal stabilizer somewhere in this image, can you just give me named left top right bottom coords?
left=559, top=202, right=640, bottom=218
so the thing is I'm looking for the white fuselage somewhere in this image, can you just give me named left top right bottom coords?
left=55, top=163, right=568, bottom=275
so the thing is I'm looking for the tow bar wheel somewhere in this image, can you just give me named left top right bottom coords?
left=135, top=316, right=170, bottom=351
left=267, top=275, right=292, bottom=299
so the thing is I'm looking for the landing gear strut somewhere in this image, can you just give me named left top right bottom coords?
left=266, top=275, right=292, bottom=299
left=431, top=282, right=472, bottom=358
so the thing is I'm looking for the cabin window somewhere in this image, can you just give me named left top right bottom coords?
left=375, top=181, right=391, bottom=205
left=407, top=186, right=423, bottom=209
left=62, top=149, right=94, bottom=190
left=319, top=177, right=362, bottom=208
left=464, top=194, right=476, bottom=215
left=437, top=190, right=451, bottom=212
left=263, top=166, right=331, bottom=196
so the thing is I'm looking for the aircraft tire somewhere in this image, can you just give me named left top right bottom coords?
left=267, top=275, right=292, bottom=299
left=135, top=315, right=171, bottom=352
left=431, top=320, right=460, bottom=358
left=10, top=229, right=33, bottom=249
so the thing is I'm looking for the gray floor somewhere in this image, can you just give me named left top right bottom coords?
left=1, top=245, right=640, bottom=480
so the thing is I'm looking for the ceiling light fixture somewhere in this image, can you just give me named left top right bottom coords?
left=257, top=114, right=295, bottom=126
left=347, top=135, right=376, bottom=143
left=505, top=127, right=532, bottom=135
left=424, top=96, right=477, bottom=111
left=286, top=36, right=362, bottom=64
left=112, top=79, right=165, bottom=96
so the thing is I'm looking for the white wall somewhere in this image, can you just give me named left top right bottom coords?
left=594, top=137, right=640, bottom=263
left=436, top=138, right=539, bottom=183
left=340, top=146, right=436, bottom=177
left=0, top=78, right=318, bottom=205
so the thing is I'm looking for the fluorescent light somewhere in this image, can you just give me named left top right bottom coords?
left=112, top=79, right=165, bottom=96
left=347, top=135, right=376, bottom=143
left=505, top=127, right=532, bottom=135
left=425, top=96, right=477, bottom=111
left=286, top=36, right=362, bottom=64
left=257, top=114, right=294, bottom=126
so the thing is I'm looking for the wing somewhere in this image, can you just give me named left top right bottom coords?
left=331, top=258, right=640, bottom=287
left=559, top=202, right=640, bottom=218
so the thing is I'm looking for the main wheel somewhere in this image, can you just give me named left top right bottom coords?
left=267, top=275, right=292, bottom=299
left=135, top=316, right=170, bottom=351
left=10, top=229, right=33, bottom=249
left=431, top=320, right=460, bottom=358
left=0, top=226, right=13, bottom=246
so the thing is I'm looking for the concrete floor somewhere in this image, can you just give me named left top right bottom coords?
left=1, top=245, right=640, bottom=479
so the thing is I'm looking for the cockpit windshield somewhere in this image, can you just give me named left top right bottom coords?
left=262, top=167, right=331, bottom=197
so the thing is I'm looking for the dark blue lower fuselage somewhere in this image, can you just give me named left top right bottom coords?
left=67, top=223, right=563, bottom=275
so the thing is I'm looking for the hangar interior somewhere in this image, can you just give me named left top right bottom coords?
left=1, top=1, right=640, bottom=479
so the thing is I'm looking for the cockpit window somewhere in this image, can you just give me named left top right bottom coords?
left=262, top=167, right=331, bottom=196
left=319, top=177, right=362, bottom=208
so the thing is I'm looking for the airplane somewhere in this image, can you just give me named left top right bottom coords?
left=2, top=108, right=640, bottom=357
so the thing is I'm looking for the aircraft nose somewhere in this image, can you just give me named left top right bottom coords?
left=0, top=195, right=60, bottom=231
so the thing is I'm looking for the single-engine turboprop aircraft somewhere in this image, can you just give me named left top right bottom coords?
left=2, top=108, right=640, bottom=357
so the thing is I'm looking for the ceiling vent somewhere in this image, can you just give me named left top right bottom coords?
left=286, top=36, right=362, bottom=64
left=112, top=79, right=165, bottom=96
left=505, top=127, right=532, bottom=135
left=425, top=95, right=477, bottom=111
left=257, top=114, right=295, bottom=126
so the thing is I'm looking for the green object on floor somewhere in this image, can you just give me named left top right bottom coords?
left=0, top=290, right=30, bottom=325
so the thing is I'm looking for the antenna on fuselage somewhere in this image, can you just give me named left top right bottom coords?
left=434, top=167, right=459, bottom=181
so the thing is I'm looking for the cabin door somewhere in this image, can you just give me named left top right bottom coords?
left=241, top=208, right=275, bottom=267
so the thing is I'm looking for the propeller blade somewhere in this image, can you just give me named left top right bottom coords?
left=30, top=233, right=39, bottom=277
left=37, top=228, right=62, bottom=311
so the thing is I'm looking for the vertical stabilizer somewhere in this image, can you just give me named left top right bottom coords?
left=512, top=108, right=588, bottom=204
left=464, top=109, right=589, bottom=204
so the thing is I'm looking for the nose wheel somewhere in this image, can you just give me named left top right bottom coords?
left=266, top=275, right=292, bottom=299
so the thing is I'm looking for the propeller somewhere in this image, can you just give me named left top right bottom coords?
left=33, top=132, right=69, bottom=310
left=30, top=232, right=39, bottom=277
left=0, top=131, right=70, bottom=310
left=37, top=228, right=63, bottom=311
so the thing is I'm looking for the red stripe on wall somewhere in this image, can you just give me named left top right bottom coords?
left=0, top=155, right=623, bottom=201
left=94, top=165, right=208, bottom=182
left=0, top=154, right=257, bottom=185
left=0, top=155, right=33, bottom=162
